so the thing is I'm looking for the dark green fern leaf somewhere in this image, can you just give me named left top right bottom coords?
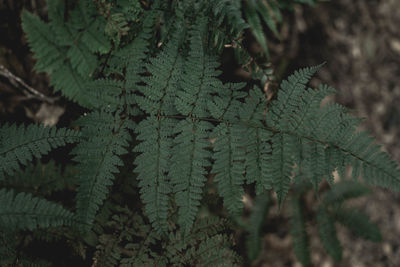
left=133, top=117, right=176, bottom=235
left=208, top=82, right=247, bottom=121
left=137, top=27, right=184, bottom=116
left=0, top=189, right=75, bottom=231
left=246, top=192, right=270, bottom=261
left=80, top=79, right=125, bottom=111
left=270, top=133, right=298, bottom=208
left=335, top=209, right=382, bottom=242
left=290, top=196, right=311, bottom=267
left=175, top=27, right=222, bottom=118
left=22, top=0, right=112, bottom=106
left=322, top=181, right=371, bottom=206
left=238, top=89, right=273, bottom=194
left=244, top=127, right=273, bottom=195
left=0, top=123, right=80, bottom=179
left=170, top=119, right=212, bottom=233
left=21, top=10, right=64, bottom=74
left=1, top=160, right=76, bottom=196
left=212, top=122, right=246, bottom=216
left=317, top=208, right=342, bottom=261
left=266, top=64, right=324, bottom=130
left=243, top=0, right=269, bottom=57
left=300, top=141, right=327, bottom=189
left=73, top=111, right=131, bottom=231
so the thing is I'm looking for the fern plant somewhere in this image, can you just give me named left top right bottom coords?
left=1, top=0, right=398, bottom=265
left=92, top=201, right=240, bottom=266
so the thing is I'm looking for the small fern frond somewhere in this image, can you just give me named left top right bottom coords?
left=166, top=215, right=240, bottom=266
left=239, top=88, right=267, bottom=124
left=1, top=161, right=75, bottom=196
left=243, top=0, right=269, bottom=57
left=170, top=119, right=212, bottom=233
left=214, top=0, right=248, bottom=35
left=83, top=79, right=124, bottom=110
left=246, top=192, right=270, bottom=261
left=212, top=0, right=248, bottom=51
left=211, top=122, right=246, bottom=216
left=0, top=123, right=80, bottom=179
left=22, top=0, right=113, bottom=106
left=49, top=62, right=90, bottom=105
left=244, top=127, right=273, bottom=194
left=208, top=82, right=247, bottom=121
left=73, top=111, right=130, bottom=231
left=290, top=196, right=311, bottom=267
left=270, top=133, right=299, bottom=208
left=0, top=189, right=75, bottom=231
left=21, top=10, right=64, bottom=73
left=317, top=208, right=342, bottom=261
left=266, top=64, right=324, bottom=130
left=137, top=28, right=184, bottom=116
left=322, top=181, right=371, bottom=206
left=175, top=28, right=222, bottom=118
left=300, top=141, right=328, bottom=189
left=335, top=209, right=382, bottom=242
left=194, top=234, right=240, bottom=266
left=288, top=84, right=336, bottom=135
left=133, top=117, right=175, bottom=235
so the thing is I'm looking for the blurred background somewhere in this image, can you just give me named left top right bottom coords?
left=1, top=0, right=400, bottom=266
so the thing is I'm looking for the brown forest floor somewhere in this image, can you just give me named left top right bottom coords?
left=1, top=0, right=400, bottom=266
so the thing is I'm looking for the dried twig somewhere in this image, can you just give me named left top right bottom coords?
left=0, top=64, right=59, bottom=104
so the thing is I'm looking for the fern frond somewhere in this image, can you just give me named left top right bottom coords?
left=22, top=0, right=113, bottom=106
left=110, top=10, right=159, bottom=115
left=246, top=193, right=270, bottom=261
left=137, top=28, right=184, bottom=116
left=167, top=215, right=240, bottom=266
left=266, top=64, right=324, bottom=130
left=244, top=127, right=273, bottom=194
left=83, top=78, right=124, bottom=110
left=73, top=111, right=130, bottom=231
left=212, top=0, right=248, bottom=50
left=1, top=161, right=76, bottom=196
left=67, top=45, right=98, bottom=78
left=335, top=208, right=382, bottom=242
left=208, top=82, right=247, bottom=121
left=21, top=10, right=65, bottom=73
left=49, top=61, right=92, bottom=105
left=133, top=117, right=175, bottom=235
left=211, top=122, right=245, bottom=215
left=214, top=0, right=248, bottom=35
left=243, top=0, right=269, bottom=57
left=317, top=208, right=342, bottom=261
left=322, top=181, right=371, bottom=206
left=290, top=196, right=311, bottom=267
left=170, top=119, right=212, bottom=233
left=342, top=133, right=400, bottom=191
left=270, top=133, right=298, bottom=207
left=175, top=28, right=222, bottom=118
left=64, top=0, right=110, bottom=54
left=288, top=84, right=336, bottom=135
left=300, top=141, right=327, bottom=188
left=238, top=88, right=267, bottom=125
left=0, top=189, right=75, bottom=231
left=0, top=123, right=80, bottom=179
left=194, top=234, right=240, bottom=266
